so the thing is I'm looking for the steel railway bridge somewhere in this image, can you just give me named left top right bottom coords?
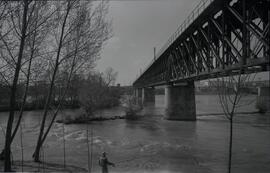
left=133, top=0, right=269, bottom=120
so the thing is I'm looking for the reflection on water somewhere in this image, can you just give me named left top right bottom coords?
left=0, top=95, right=270, bottom=173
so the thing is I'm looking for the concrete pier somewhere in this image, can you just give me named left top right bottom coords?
left=135, top=88, right=143, bottom=106
left=164, top=82, right=196, bottom=120
left=256, top=86, right=270, bottom=113
left=142, top=87, right=155, bottom=105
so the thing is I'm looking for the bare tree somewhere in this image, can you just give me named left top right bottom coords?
left=32, top=0, right=111, bottom=162
left=32, top=0, right=74, bottom=162
left=0, top=0, right=111, bottom=168
left=11, top=0, right=52, bottom=150
left=214, top=71, right=257, bottom=173
left=103, top=67, right=118, bottom=86
left=2, top=1, right=29, bottom=171
left=0, top=1, right=56, bottom=170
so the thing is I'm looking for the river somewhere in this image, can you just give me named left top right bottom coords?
left=0, top=95, right=270, bottom=173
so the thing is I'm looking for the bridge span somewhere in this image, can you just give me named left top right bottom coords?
left=133, top=0, right=269, bottom=120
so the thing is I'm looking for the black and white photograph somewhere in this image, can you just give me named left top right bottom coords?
left=0, top=0, right=269, bottom=172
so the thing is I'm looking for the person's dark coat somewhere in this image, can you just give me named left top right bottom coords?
left=99, top=156, right=115, bottom=173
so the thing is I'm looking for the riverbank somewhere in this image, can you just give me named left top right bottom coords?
left=0, top=160, right=87, bottom=172
left=0, top=104, right=80, bottom=112
left=56, top=111, right=265, bottom=125
left=56, top=115, right=127, bottom=124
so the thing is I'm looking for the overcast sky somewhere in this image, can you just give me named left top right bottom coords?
left=96, top=0, right=197, bottom=85
left=96, top=0, right=269, bottom=86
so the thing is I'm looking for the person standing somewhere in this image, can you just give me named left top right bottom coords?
left=98, top=152, right=115, bottom=173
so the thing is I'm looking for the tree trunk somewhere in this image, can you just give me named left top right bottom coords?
left=4, top=0, right=28, bottom=171
left=228, top=117, right=233, bottom=173
left=36, top=38, right=78, bottom=158
left=32, top=52, right=59, bottom=163
left=33, top=1, right=71, bottom=162
left=0, top=50, right=33, bottom=161
left=10, top=40, right=34, bottom=143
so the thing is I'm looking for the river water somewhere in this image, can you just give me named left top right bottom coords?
left=0, top=95, right=270, bottom=173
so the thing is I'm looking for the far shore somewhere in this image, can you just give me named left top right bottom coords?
left=56, top=115, right=127, bottom=124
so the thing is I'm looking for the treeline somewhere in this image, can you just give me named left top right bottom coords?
left=0, top=69, right=121, bottom=112
left=0, top=0, right=112, bottom=171
left=195, top=86, right=258, bottom=95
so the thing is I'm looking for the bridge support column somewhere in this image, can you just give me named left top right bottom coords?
left=135, top=88, right=143, bottom=106
left=164, top=82, right=196, bottom=120
left=142, top=87, right=155, bottom=106
left=256, top=86, right=270, bottom=113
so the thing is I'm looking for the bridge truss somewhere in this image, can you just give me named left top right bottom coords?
left=133, top=0, right=269, bottom=88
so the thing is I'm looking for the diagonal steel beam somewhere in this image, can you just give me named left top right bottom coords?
left=227, top=20, right=260, bottom=59
left=177, top=52, right=188, bottom=76
left=199, top=28, right=224, bottom=65
left=164, top=55, right=171, bottom=81
left=190, top=35, right=211, bottom=71
left=210, top=18, right=241, bottom=63
left=201, top=46, right=214, bottom=69
left=168, top=54, right=177, bottom=79
left=183, top=40, right=199, bottom=73
left=227, top=5, right=269, bottom=49
left=171, top=50, right=185, bottom=77
left=171, top=54, right=181, bottom=79
left=198, top=33, right=215, bottom=70
left=161, top=58, right=166, bottom=81
left=175, top=46, right=191, bottom=75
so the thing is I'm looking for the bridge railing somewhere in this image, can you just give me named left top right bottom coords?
left=158, top=0, right=214, bottom=58
left=134, top=0, right=215, bottom=84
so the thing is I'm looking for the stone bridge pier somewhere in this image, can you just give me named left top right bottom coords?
left=135, top=88, right=143, bottom=105
left=135, top=87, right=155, bottom=106
left=142, top=87, right=155, bottom=106
left=256, top=86, right=270, bottom=113
left=164, top=82, right=196, bottom=120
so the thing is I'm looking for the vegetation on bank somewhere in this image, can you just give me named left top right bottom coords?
left=54, top=94, right=143, bottom=124
left=122, top=95, right=143, bottom=119
left=56, top=114, right=126, bottom=124
left=0, top=69, right=126, bottom=111
left=0, top=0, right=119, bottom=169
